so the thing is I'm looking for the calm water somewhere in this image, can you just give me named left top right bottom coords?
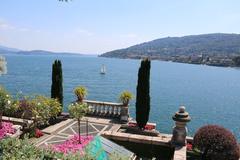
left=1, top=54, right=240, bottom=140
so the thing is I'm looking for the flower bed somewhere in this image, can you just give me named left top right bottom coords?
left=0, top=122, right=16, bottom=140
left=50, top=134, right=93, bottom=154
left=128, top=122, right=156, bottom=130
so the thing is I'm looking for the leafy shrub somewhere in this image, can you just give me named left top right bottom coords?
left=0, top=137, right=93, bottom=160
left=193, top=125, right=240, bottom=160
left=29, top=95, right=61, bottom=127
left=8, top=95, right=62, bottom=129
left=0, top=86, right=12, bottom=128
left=0, top=137, right=127, bottom=160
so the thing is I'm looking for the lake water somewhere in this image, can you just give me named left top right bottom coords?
left=1, top=54, right=240, bottom=140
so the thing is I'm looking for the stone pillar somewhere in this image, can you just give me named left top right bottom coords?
left=171, top=106, right=191, bottom=147
left=120, top=105, right=129, bottom=122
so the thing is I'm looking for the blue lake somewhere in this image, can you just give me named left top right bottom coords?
left=1, top=54, right=240, bottom=140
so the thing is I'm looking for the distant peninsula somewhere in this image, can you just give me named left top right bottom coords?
left=0, top=45, right=82, bottom=56
left=100, top=33, right=240, bottom=67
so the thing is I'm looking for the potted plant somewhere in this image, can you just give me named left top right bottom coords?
left=119, top=91, right=133, bottom=106
left=74, top=86, right=87, bottom=103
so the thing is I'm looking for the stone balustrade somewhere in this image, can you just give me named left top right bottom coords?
left=83, top=100, right=129, bottom=122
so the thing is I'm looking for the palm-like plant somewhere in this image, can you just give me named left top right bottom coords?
left=119, top=91, right=133, bottom=106
left=68, top=102, right=88, bottom=143
left=74, top=86, right=87, bottom=103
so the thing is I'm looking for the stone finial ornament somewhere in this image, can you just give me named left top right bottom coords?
left=171, top=106, right=191, bottom=147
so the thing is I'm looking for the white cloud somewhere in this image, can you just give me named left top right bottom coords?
left=120, top=33, right=138, bottom=38
left=18, top=28, right=29, bottom=32
left=0, top=21, right=15, bottom=30
left=76, top=29, right=94, bottom=36
left=0, top=20, right=30, bottom=32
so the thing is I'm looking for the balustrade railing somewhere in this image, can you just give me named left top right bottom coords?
left=83, top=100, right=129, bottom=121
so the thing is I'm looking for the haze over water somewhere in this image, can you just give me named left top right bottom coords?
left=1, top=54, right=240, bottom=140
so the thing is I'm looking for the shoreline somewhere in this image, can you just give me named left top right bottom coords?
left=99, top=55, right=240, bottom=68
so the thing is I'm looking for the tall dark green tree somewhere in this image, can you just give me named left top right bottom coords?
left=51, top=60, right=63, bottom=108
left=136, top=58, right=151, bottom=129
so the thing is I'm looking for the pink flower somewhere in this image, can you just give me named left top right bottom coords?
left=49, top=134, right=93, bottom=154
left=0, top=122, right=16, bottom=140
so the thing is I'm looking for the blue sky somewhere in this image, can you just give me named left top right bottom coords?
left=0, top=0, right=240, bottom=54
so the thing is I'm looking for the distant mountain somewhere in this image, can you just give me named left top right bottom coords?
left=0, top=45, right=21, bottom=54
left=100, top=33, right=240, bottom=67
left=16, top=50, right=82, bottom=56
left=0, top=45, right=82, bottom=56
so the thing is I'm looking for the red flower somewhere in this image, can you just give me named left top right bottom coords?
left=128, top=122, right=156, bottom=130
left=187, top=143, right=193, bottom=151
left=35, top=128, right=43, bottom=138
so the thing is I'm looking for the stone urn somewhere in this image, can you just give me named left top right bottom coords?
left=171, top=106, right=191, bottom=147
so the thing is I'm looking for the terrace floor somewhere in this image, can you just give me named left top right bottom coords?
left=35, top=116, right=121, bottom=147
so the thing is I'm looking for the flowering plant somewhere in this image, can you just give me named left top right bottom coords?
left=50, top=134, right=93, bottom=154
left=0, top=122, right=16, bottom=140
left=128, top=122, right=155, bottom=130
left=0, top=86, right=12, bottom=128
left=187, top=143, right=193, bottom=151
left=35, top=128, right=44, bottom=138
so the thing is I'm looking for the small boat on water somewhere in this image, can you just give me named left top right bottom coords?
left=100, top=64, right=106, bottom=74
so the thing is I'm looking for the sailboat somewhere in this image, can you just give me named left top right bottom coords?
left=100, top=64, right=106, bottom=74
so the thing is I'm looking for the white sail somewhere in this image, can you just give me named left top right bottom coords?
left=100, top=64, right=106, bottom=74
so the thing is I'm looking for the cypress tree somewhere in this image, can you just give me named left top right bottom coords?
left=51, top=60, right=63, bottom=108
left=136, top=58, right=151, bottom=129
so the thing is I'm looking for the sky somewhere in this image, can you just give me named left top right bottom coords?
left=0, top=0, right=240, bottom=54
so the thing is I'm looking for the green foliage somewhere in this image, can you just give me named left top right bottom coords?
left=0, top=86, right=12, bottom=127
left=0, top=136, right=131, bottom=160
left=68, top=102, right=88, bottom=120
left=30, top=95, right=62, bottom=127
left=74, top=86, right=88, bottom=102
left=0, top=137, right=94, bottom=160
left=12, top=95, right=62, bottom=128
left=51, top=59, right=63, bottom=108
left=0, top=85, right=11, bottom=111
left=119, top=91, right=133, bottom=105
left=109, top=152, right=129, bottom=160
left=136, top=58, right=151, bottom=129
left=3, top=99, right=19, bottom=118
left=68, top=102, right=88, bottom=143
